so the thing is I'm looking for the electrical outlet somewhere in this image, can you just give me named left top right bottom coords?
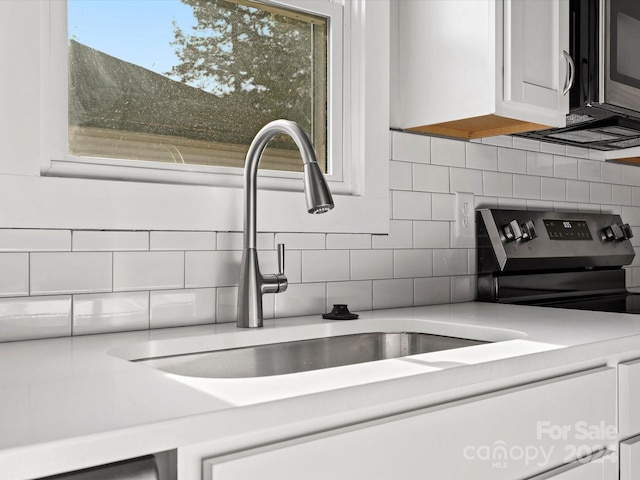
left=454, top=192, right=475, bottom=247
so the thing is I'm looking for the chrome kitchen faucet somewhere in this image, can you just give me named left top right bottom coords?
left=237, top=120, right=334, bottom=328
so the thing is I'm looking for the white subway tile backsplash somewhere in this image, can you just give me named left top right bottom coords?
left=351, top=250, right=393, bottom=280
left=476, top=196, right=499, bottom=209
left=31, top=252, right=112, bottom=295
left=394, top=249, right=432, bottom=278
left=0, top=295, right=71, bottom=341
left=413, top=164, right=449, bottom=193
left=389, top=160, right=413, bottom=190
left=326, top=280, right=373, bottom=312
left=467, top=249, right=477, bottom=275
left=151, top=231, right=217, bottom=251
left=602, top=162, right=622, bottom=184
left=216, top=287, right=238, bottom=323
left=623, top=165, right=640, bottom=187
left=513, top=137, right=540, bottom=151
left=497, top=147, right=527, bottom=174
left=466, top=143, right=498, bottom=171
left=526, top=200, right=554, bottom=211
left=392, top=131, right=431, bottom=163
left=150, top=288, right=215, bottom=328
left=0, top=254, right=28, bottom=297
left=373, top=278, right=414, bottom=309
left=483, top=171, right=513, bottom=198
left=513, top=175, right=541, bottom=199
left=114, top=252, right=184, bottom=291
left=413, top=221, right=450, bottom=248
left=553, top=156, right=578, bottom=179
left=466, top=142, right=498, bottom=171
left=526, top=151, right=554, bottom=177
left=566, top=180, right=590, bottom=203
left=371, top=220, right=413, bottom=250
left=302, top=250, right=350, bottom=283
left=414, top=277, right=450, bottom=305
left=566, top=145, right=590, bottom=158
left=481, top=135, right=513, bottom=148
left=431, top=194, right=456, bottom=221
left=578, top=159, right=602, bottom=181
left=590, top=183, right=612, bottom=204
left=392, top=191, right=431, bottom=220
left=431, top=137, right=465, bottom=167
left=540, top=142, right=566, bottom=155
left=540, top=177, right=566, bottom=201
left=450, top=167, right=483, bottom=195
left=326, top=234, right=371, bottom=250
left=578, top=203, right=601, bottom=213
left=274, top=233, right=325, bottom=250
left=451, top=275, right=476, bottom=303
left=589, top=149, right=607, bottom=161
left=553, top=202, right=579, bottom=212
left=216, top=232, right=273, bottom=251
left=274, top=282, right=326, bottom=318
left=498, top=198, right=528, bottom=209
left=6, top=128, right=640, bottom=342
left=0, top=229, right=70, bottom=252
left=185, top=251, right=241, bottom=288
left=73, top=291, right=149, bottom=335
left=74, top=231, right=149, bottom=251
left=433, top=249, right=468, bottom=276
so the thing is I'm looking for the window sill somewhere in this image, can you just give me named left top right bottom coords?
left=0, top=173, right=389, bottom=234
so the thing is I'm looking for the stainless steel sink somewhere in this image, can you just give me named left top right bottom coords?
left=133, top=332, right=488, bottom=378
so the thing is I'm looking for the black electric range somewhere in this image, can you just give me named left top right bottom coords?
left=476, top=209, right=639, bottom=314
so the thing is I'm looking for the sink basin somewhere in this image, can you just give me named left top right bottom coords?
left=133, top=332, right=488, bottom=378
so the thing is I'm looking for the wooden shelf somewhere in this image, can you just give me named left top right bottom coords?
left=406, top=114, right=550, bottom=140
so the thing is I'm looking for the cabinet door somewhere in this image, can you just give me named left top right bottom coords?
left=503, top=0, right=569, bottom=115
left=620, top=435, right=640, bottom=480
left=618, top=358, right=640, bottom=437
left=204, top=367, right=615, bottom=480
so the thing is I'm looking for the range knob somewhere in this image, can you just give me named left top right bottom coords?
left=602, top=223, right=633, bottom=241
left=521, top=220, right=538, bottom=241
left=503, top=219, right=537, bottom=242
left=503, top=220, right=522, bottom=241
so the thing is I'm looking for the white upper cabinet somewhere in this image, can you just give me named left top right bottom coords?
left=392, top=0, right=570, bottom=140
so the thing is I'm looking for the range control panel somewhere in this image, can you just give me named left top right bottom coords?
left=477, top=209, right=636, bottom=273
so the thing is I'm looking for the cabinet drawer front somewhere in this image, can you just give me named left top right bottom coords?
left=525, top=450, right=616, bottom=480
left=619, top=358, right=640, bottom=437
left=204, top=367, right=616, bottom=480
left=620, top=435, right=640, bottom=479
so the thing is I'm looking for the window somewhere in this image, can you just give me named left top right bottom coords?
left=55, top=0, right=342, bottom=187
left=2, top=0, right=389, bottom=233
left=67, top=0, right=328, bottom=174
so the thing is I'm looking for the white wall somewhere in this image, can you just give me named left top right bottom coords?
left=1, top=131, right=639, bottom=341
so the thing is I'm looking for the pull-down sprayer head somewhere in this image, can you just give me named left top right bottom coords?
left=303, top=161, right=333, bottom=214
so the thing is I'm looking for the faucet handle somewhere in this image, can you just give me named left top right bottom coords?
left=277, top=243, right=285, bottom=275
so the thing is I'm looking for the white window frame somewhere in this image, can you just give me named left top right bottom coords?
left=51, top=0, right=346, bottom=190
left=0, top=0, right=389, bottom=233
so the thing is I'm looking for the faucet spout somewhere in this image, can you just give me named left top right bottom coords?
left=237, top=120, right=334, bottom=328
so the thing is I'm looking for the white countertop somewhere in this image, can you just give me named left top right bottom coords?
left=4, top=302, right=640, bottom=479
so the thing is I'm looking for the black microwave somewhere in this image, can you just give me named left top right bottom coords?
left=517, top=0, right=640, bottom=151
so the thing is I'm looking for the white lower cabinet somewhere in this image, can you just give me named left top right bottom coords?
left=526, top=450, right=616, bottom=480
left=620, top=435, right=640, bottom=480
left=202, top=367, right=615, bottom=480
left=619, top=357, right=640, bottom=480
left=618, top=358, right=640, bottom=437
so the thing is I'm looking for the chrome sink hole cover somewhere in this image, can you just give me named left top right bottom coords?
left=133, top=332, right=487, bottom=378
